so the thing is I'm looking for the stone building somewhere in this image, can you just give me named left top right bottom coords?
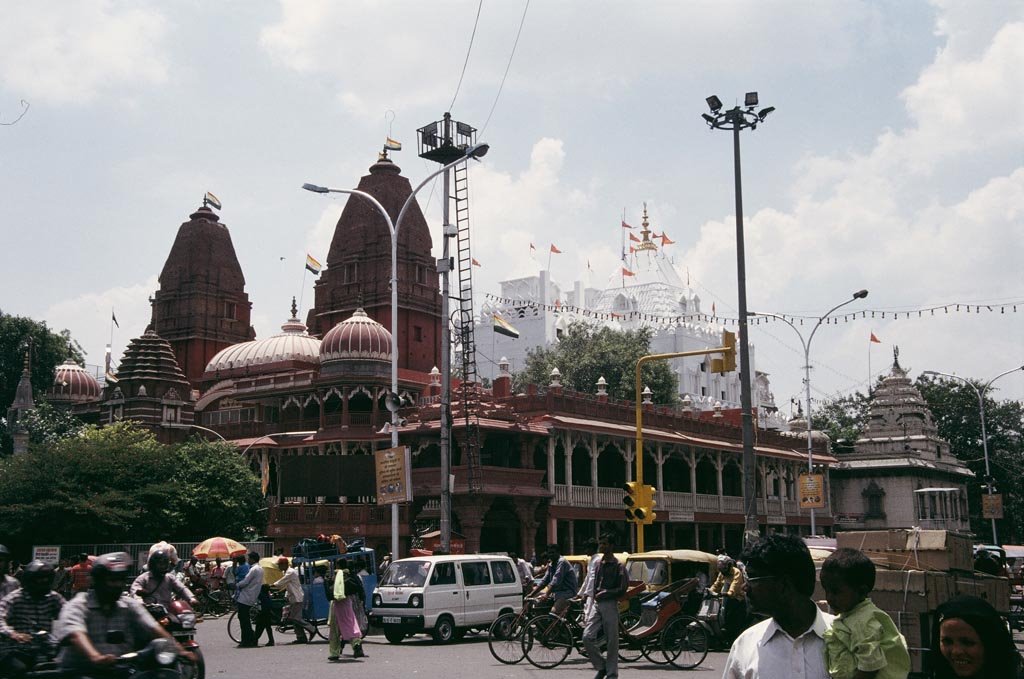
left=830, top=351, right=973, bottom=532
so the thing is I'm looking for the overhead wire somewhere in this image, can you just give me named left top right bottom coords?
left=448, top=0, right=484, bottom=113
left=480, top=0, right=530, bottom=135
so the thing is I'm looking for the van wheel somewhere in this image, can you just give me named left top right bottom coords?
left=432, top=615, right=456, bottom=644
left=384, top=627, right=405, bottom=644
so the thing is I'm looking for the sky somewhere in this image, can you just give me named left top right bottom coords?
left=2, top=0, right=1022, bottom=411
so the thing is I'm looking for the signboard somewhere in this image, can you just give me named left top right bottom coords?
left=375, top=446, right=412, bottom=505
left=982, top=493, right=1004, bottom=519
left=799, top=473, right=826, bottom=509
left=32, top=546, right=60, bottom=565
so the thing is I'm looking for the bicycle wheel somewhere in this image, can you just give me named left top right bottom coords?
left=661, top=616, right=709, bottom=669
left=488, top=612, right=527, bottom=665
left=521, top=614, right=573, bottom=669
left=617, top=612, right=644, bottom=663
left=226, top=611, right=240, bottom=644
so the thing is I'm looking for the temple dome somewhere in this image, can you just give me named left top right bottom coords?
left=320, top=308, right=392, bottom=364
left=49, top=359, right=102, bottom=402
left=205, top=306, right=320, bottom=376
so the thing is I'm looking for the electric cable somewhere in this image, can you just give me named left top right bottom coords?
left=480, top=0, right=530, bottom=135
left=448, top=0, right=484, bottom=113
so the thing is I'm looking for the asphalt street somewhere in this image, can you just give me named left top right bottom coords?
left=195, top=616, right=729, bottom=678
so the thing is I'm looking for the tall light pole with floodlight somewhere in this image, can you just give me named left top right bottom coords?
left=302, top=141, right=489, bottom=559
left=702, top=92, right=775, bottom=545
left=749, top=289, right=869, bottom=535
left=920, top=365, right=1023, bottom=545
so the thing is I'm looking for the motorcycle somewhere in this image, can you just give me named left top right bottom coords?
left=144, top=601, right=204, bottom=679
left=22, top=635, right=183, bottom=678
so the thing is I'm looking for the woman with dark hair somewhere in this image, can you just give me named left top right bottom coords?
left=931, top=595, right=1021, bottom=678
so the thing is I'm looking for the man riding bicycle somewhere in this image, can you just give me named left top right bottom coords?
left=528, top=544, right=578, bottom=617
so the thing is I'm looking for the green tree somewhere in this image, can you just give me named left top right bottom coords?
left=513, top=322, right=678, bottom=404
left=814, top=391, right=872, bottom=454
left=0, top=310, right=83, bottom=411
left=20, top=400, right=87, bottom=446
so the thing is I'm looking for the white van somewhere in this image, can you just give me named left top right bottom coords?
left=369, top=554, right=523, bottom=643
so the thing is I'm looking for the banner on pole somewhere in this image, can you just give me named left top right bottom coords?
left=799, top=474, right=826, bottom=509
left=375, top=446, right=412, bottom=504
left=982, top=493, right=1004, bottom=519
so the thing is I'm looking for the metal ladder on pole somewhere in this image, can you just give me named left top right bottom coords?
left=452, top=162, right=482, bottom=493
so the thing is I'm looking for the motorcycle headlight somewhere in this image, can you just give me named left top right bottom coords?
left=372, top=593, right=382, bottom=608
left=178, top=612, right=196, bottom=629
left=156, top=650, right=177, bottom=666
left=409, top=594, right=423, bottom=608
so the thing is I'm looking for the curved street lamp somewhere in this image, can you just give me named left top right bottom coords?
left=749, top=288, right=868, bottom=535
left=702, top=92, right=775, bottom=545
left=920, top=364, right=1024, bottom=544
left=302, top=142, right=489, bottom=558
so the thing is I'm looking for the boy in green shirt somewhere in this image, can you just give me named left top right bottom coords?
left=821, top=548, right=910, bottom=679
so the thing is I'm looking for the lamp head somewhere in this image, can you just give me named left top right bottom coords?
left=744, top=92, right=759, bottom=107
left=706, top=95, right=723, bottom=113
left=466, top=142, right=489, bottom=160
left=701, top=113, right=716, bottom=125
left=921, top=370, right=938, bottom=378
left=853, top=289, right=869, bottom=299
left=302, top=183, right=329, bottom=193
left=757, top=106, right=776, bottom=122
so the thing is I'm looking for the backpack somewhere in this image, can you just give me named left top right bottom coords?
left=344, top=571, right=366, bottom=604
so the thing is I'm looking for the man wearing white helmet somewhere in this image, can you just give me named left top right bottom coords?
left=710, top=554, right=747, bottom=644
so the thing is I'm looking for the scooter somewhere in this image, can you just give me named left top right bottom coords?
left=144, top=601, right=204, bottom=679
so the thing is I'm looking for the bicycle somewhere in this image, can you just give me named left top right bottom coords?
left=520, top=593, right=644, bottom=669
left=227, top=598, right=324, bottom=642
left=487, top=597, right=547, bottom=664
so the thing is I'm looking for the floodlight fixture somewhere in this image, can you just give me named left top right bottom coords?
left=701, top=113, right=716, bottom=125
left=745, top=92, right=759, bottom=107
left=706, top=95, right=723, bottom=113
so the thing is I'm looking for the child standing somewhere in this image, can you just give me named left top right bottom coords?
left=821, top=548, right=910, bottom=679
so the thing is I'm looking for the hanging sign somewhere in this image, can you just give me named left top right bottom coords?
left=375, top=446, right=412, bottom=505
left=799, top=473, right=826, bottom=509
left=982, top=493, right=1004, bottom=519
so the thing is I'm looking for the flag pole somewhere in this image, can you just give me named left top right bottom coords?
left=298, top=267, right=308, bottom=316
left=867, top=335, right=872, bottom=395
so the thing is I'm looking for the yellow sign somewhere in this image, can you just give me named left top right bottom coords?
left=375, top=446, right=412, bottom=505
left=799, top=473, right=826, bottom=509
left=982, top=493, right=1004, bottom=519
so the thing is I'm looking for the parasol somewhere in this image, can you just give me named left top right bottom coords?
left=193, top=537, right=247, bottom=560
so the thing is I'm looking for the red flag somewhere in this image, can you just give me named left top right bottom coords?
left=661, top=233, right=675, bottom=245
left=629, top=246, right=636, bottom=253
left=550, top=244, right=562, bottom=254
left=621, top=220, right=635, bottom=229
left=652, top=231, right=661, bottom=239
left=622, top=267, right=635, bottom=277
left=472, top=258, right=481, bottom=267
left=870, top=332, right=881, bottom=343
left=628, top=232, right=641, bottom=243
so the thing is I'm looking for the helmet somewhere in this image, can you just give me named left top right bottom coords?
left=147, top=550, right=171, bottom=577
left=91, top=552, right=131, bottom=601
left=0, top=544, right=10, bottom=559
left=22, top=560, right=54, bottom=596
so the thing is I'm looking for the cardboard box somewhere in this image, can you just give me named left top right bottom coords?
left=873, top=569, right=954, bottom=611
left=836, top=529, right=973, bottom=572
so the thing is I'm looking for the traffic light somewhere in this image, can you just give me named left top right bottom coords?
left=623, top=482, right=658, bottom=523
left=712, top=330, right=737, bottom=374
left=642, top=484, right=658, bottom=525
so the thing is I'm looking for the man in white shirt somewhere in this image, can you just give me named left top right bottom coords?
left=272, top=558, right=314, bottom=644
left=575, top=538, right=601, bottom=622
left=721, top=533, right=834, bottom=679
left=234, top=552, right=263, bottom=649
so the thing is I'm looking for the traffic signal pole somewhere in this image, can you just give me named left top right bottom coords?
left=633, top=338, right=736, bottom=553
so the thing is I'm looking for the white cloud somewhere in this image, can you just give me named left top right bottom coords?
left=0, top=1, right=169, bottom=104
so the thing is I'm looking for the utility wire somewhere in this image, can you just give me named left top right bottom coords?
left=480, top=0, right=530, bottom=135
left=448, top=0, right=484, bottom=113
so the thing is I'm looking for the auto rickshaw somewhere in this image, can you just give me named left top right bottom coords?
left=625, top=549, right=719, bottom=594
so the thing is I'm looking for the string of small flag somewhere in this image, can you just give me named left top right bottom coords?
left=484, top=293, right=1023, bottom=326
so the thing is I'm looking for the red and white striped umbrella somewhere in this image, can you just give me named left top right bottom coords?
left=192, top=537, right=247, bottom=560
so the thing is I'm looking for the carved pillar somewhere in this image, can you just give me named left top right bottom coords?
left=318, top=390, right=326, bottom=429
left=512, top=497, right=541, bottom=558
left=519, top=439, right=531, bottom=469
left=688, top=448, right=697, bottom=497
left=546, top=437, right=556, bottom=493
left=590, top=434, right=599, bottom=492
left=371, top=387, right=380, bottom=429
left=655, top=443, right=666, bottom=509
left=715, top=452, right=724, bottom=496
left=342, top=390, right=350, bottom=428
left=454, top=496, right=491, bottom=553
left=624, top=439, right=634, bottom=483
left=564, top=432, right=573, bottom=490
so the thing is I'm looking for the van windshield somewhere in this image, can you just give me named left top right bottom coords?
left=380, top=560, right=429, bottom=587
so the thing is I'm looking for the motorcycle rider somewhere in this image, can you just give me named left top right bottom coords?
left=0, top=561, right=65, bottom=677
left=54, top=551, right=192, bottom=675
left=709, top=554, right=748, bottom=644
left=0, top=545, right=18, bottom=598
left=130, top=549, right=199, bottom=612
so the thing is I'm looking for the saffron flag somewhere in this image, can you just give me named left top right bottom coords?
left=384, top=137, right=402, bottom=151
left=661, top=233, right=675, bottom=246
left=204, top=191, right=222, bottom=210
left=628, top=232, right=640, bottom=243
left=493, top=314, right=520, bottom=339
left=472, top=258, right=481, bottom=267
left=652, top=231, right=661, bottom=239
left=530, top=243, right=536, bottom=253
left=622, top=267, right=635, bottom=277
left=621, top=220, right=635, bottom=229
left=550, top=244, right=562, bottom=254
left=305, top=254, right=322, bottom=274
left=111, top=311, right=119, bottom=328
left=870, top=332, right=881, bottom=343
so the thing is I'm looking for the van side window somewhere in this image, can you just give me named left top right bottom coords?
left=461, top=561, right=491, bottom=586
left=430, top=562, right=456, bottom=586
left=491, top=560, right=516, bottom=584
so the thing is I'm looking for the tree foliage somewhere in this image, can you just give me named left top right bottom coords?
left=814, top=391, right=871, bottom=455
left=513, top=322, right=678, bottom=404
left=0, top=310, right=83, bottom=412
left=0, top=421, right=265, bottom=553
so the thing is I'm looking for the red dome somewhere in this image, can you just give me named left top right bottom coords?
left=320, top=308, right=392, bottom=363
left=50, top=359, right=102, bottom=402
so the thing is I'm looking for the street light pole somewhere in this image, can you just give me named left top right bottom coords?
left=302, top=143, right=488, bottom=559
left=750, top=289, right=868, bottom=535
left=703, top=92, right=775, bottom=546
left=921, top=365, right=1023, bottom=545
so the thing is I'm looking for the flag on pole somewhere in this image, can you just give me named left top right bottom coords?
left=204, top=191, right=222, bottom=210
left=493, top=313, right=520, bottom=339
left=712, top=302, right=717, bottom=315
left=652, top=231, right=661, bottom=239
left=550, top=244, right=562, bottom=254
left=870, top=332, right=881, bottom=343
left=628, top=232, right=640, bottom=243
left=587, top=259, right=593, bottom=271
left=384, top=137, right=402, bottom=151
left=622, top=267, right=635, bottom=277
left=529, top=243, right=536, bottom=254
left=621, top=220, right=635, bottom=229
left=661, top=233, right=675, bottom=245
left=111, top=311, right=119, bottom=328
left=472, top=258, right=481, bottom=267
left=305, top=254, right=322, bottom=274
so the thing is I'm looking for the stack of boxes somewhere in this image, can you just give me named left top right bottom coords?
left=834, top=529, right=1010, bottom=675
